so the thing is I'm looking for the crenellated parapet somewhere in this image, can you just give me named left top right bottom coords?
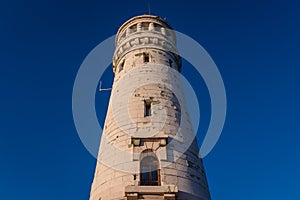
left=112, top=15, right=181, bottom=73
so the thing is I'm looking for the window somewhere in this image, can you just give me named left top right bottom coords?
left=119, top=60, right=124, bottom=72
left=144, top=53, right=150, bottom=63
left=145, top=101, right=151, bottom=117
left=140, top=153, right=160, bottom=186
left=142, top=22, right=150, bottom=30
left=169, top=59, right=173, bottom=68
left=130, top=24, right=137, bottom=32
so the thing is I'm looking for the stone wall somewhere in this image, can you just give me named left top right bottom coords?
left=89, top=15, right=211, bottom=200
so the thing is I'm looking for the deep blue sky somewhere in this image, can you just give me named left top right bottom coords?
left=1, top=0, right=300, bottom=199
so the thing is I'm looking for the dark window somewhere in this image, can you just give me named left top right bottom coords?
left=119, top=60, right=125, bottom=72
left=142, top=22, right=150, bottom=30
left=140, top=155, right=159, bottom=186
left=169, top=59, right=173, bottom=68
left=145, top=101, right=151, bottom=116
left=131, top=24, right=137, bottom=32
left=144, top=53, right=149, bottom=63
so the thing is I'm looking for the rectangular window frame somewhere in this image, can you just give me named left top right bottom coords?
left=143, top=53, right=150, bottom=63
left=144, top=100, right=152, bottom=117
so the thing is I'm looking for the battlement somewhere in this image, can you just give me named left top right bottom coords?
left=113, top=15, right=181, bottom=73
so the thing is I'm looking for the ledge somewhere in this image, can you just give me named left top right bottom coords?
left=125, top=185, right=178, bottom=195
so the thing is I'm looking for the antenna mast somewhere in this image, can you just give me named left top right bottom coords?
left=148, top=0, right=151, bottom=14
left=99, top=81, right=112, bottom=92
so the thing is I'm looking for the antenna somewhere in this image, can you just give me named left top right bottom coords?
left=148, top=0, right=151, bottom=14
left=99, top=81, right=112, bottom=92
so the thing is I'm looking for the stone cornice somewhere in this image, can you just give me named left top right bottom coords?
left=113, top=31, right=181, bottom=72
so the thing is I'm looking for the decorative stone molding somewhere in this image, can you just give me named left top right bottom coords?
left=113, top=32, right=181, bottom=70
left=132, top=137, right=168, bottom=161
left=125, top=185, right=178, bottom=200
left=112, top=15, right=182, bottom=73
left=116, top=15, right=175, bottom=43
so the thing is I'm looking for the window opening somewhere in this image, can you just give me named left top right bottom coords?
left=145, top=101, right=151, bottom=117
left=119, top=60, right=125, bottom=72
left=144, top=53, right=150, bottom=63
left=140, top=154, right=160, bottom=186
left=169, top=59, right=173, bottom=68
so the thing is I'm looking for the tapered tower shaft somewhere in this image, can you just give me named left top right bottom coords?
left=90, top=15, right=211, bottom=200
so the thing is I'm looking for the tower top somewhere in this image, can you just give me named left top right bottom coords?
left=113, top=15, right=181, bottom=72
left=116, top=15, right=174, bottom=36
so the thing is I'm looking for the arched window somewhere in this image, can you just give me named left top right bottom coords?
left=140, top=151, right=160, bottom=186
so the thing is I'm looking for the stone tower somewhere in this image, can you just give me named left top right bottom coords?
left=89, top=15, right=211, bottom=200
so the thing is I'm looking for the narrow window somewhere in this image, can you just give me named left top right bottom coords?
left=145, top=101, right=151, bottom=117
left=119, top=60, right=125, bottom=72
left=144, top=53, right=149, bottom=63
left=169, top=59, right=173, bottom=68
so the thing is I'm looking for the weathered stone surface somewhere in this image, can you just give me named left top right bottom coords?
left=89, top=15, right=211, bottom=200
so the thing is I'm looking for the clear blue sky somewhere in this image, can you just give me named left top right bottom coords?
left=1, top=0, right=299, bottom=199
